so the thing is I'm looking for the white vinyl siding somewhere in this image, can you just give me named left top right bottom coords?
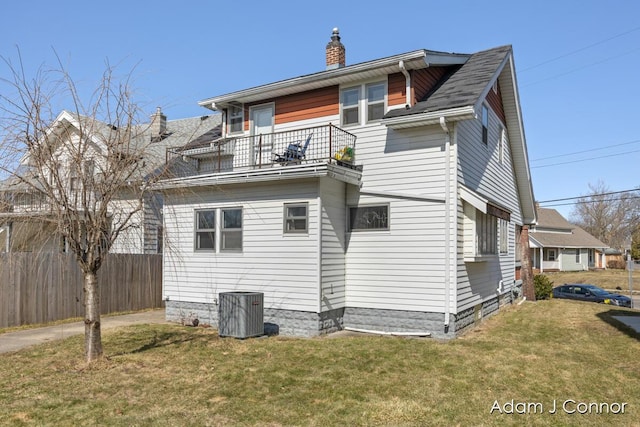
left=163, top=181, right=320, bottom=312
left=319, top=178, right=347, bottom=311
left=343, top=124, right=451, bottom=313
left=456, top=105, right=522, bottom=312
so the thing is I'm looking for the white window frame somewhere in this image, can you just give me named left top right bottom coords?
left=499, top=218, right=509, bottom=255
left=481, top=104, right=489, bottom=145
left=498, top=126, right=505, bottom=164
left=221, top=208, right=243, bottom=251
left=284, top=202, right=309, bottom=234
left=365, top=82, right=386, bottom=123
left=340, top=86, right=360, bottom=127
left=348, top=204, right=389, bottom=232
left=575, top=248, right=581, bottom=263
left=340, top=81, right=387, bottom=127
left=194, top=209, right=216, bottom=251
left=547, top=249, right=556, bottom=262
left=228, top=104, right=244, bottom=134
left=194, top=207, right=243, bottom=253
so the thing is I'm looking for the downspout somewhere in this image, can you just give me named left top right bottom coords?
left=317, top=194, right=323, bottom=315
left=440, top=117, right=452, bottom=333
left=399, top=60, right=412, bottom=106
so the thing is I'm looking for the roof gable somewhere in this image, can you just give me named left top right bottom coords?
left=530, top=208, right=608, bottom=249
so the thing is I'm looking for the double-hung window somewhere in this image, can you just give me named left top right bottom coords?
left=476, top=210, right=497, bottom=255
left=341, top=87, right=360, bottom=126
left=366, top=82, right=386, bottom=122
left=195, top=210, right=216, bottom=250
left=195, top=208, right=243, bottom=252
left=228, top=104, right=244, bottom=134
left=221, top=208, right=242, bottom=251
left=284, top=203, right=308, bottom=233
left=481, top=104, right=489, bottom=145
left=499, top=218, right=509, bottom=255
left=341, top=81, right=387, bottom=126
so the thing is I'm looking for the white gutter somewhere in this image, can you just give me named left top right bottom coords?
left=382, top=106, right=476, bottom=129
left=440, top=116, right=452, bottom=333
left=399, top=60, right=412, bottom=106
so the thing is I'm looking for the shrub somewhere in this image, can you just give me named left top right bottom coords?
left=534, top=274, right=554, bottom=300
left=607, top=260, right=627, bottom=270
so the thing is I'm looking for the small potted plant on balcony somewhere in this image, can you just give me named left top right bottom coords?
left=334, top=146, right=354, bottom=164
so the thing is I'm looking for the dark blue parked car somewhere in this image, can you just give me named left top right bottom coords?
left=552, top=284, right=632, bottom=308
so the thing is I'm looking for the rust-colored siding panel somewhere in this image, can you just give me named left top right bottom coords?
left=388, top=72, right=407, bottom=106
left=486, top=81, right=506, bottom=125
left=276, top=86, right=339, bottom=124
left=413, top=67, right=451, bottom=102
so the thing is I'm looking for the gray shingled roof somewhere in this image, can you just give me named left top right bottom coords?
left=384, top=45, right=512, bottom=118
left=530, top=208, right=608, bottom=248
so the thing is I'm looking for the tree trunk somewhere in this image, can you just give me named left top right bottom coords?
left=520, top=225, right=536, bottom=301
left=84, top=271, right=103, bottom=361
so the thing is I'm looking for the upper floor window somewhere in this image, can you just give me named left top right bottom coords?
left=341, top=87, right=360, bottom=126
left=498, top=126, right=505, bottom=164
left=341, top=81, right=387, bottom=126
left=481, top=104, right=489, bottom=145
left=366, top=82, right=386, bottom=122
left=228, top=104, right=244, bottom=134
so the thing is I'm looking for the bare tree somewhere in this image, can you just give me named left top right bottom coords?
left=0, top=53, right=169, bottom=361
left=570, top=181, right=640, bottom=250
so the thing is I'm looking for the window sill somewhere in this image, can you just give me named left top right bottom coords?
left=464, top=254, right=498, bottom=263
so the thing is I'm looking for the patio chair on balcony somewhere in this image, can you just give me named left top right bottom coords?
left=273, top=133, right=313, bottom=165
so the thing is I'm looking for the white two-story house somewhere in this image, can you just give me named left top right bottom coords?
left=158, top=29, right=537, bottom=338
left=0, top=109, right=220, bottom=254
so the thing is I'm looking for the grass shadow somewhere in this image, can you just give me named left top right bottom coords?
left=108, top=325, right=219, bottom=356
left=596, top=309, right=640, bottom=341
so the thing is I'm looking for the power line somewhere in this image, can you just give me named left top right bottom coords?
left=531, top=148, right=640, bottom=169
left=541, top=195, right=640, bottom=208
left=538, top=188, right=640, bottom=204
left=520, top=25, right=640, bottom=73
left=521, top=46, right=640, bottom=87
left=531, top=138, right=640, bottom=162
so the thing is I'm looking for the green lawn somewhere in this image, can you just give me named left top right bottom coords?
left=1, top=300, right=639, bottom=426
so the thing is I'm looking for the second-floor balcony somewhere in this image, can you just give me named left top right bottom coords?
left=168, top=123, right=359, bottom=176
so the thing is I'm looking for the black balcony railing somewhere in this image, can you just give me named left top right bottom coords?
left=168, top=123, right=357, bottom=175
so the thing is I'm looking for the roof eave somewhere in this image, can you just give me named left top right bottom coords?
left=381, top=106, right=476, bottom=129
left=199, top=50, right=470, bottom=110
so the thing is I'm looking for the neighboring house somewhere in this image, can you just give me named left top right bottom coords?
left=529, top=207, right=608, bottom=272
left=157, top=29, right=537, bottom=338
left=0, top=109, right=220, bottom=254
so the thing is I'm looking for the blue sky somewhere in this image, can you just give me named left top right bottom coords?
left=2, top=0, right=639, bottom=218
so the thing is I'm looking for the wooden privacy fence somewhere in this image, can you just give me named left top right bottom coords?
left=0, top=253, right=163, bottom=328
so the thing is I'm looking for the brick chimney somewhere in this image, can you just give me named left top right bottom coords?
left=150, top=107, right=167, bottom=141
left=326, top=28, right=345, bottom=70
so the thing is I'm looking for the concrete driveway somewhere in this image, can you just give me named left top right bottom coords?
left=0, top=310, right=167, bottom=354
